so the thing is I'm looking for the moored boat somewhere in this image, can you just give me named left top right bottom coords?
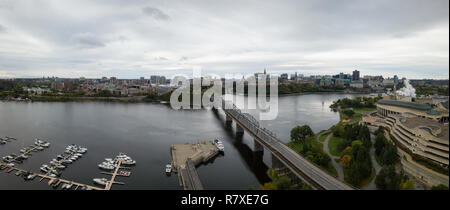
left=93, top=178, right=109, bottom=186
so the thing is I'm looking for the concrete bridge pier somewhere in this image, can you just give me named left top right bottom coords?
left=225, top=114, right=232, bottom=122
left=254, top=140, right=264, bottom=153
left=236, top=123, right=244, bottom=134
left=270, top=153, right=285, bottom=170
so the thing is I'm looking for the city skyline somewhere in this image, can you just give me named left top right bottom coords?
left=0, top=0, right=449, bottom=79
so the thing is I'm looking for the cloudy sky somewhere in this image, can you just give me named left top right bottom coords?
left=0, top=0, right=448, bottom=79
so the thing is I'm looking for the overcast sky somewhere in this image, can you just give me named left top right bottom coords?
left=0, top=0, right=448, bottom=79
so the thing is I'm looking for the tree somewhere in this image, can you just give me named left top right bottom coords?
left=342, top=155, right=351, bottom=168
left=374, top=126, right=384, bottom=136
left=273, top=176, right=297, bottom=190
left=342, top=109, right=355, bottom=117
left=375, top=165, right=401, bottom=190
left=301, top=184, right=313, bottom=190
left=290, top=125, right=314, bottom=143
left=431, top=184, right=449, bottom=190
left=374, top=133, right=387, bottom=156
left=259, top=182, right=277, bottom=190
left=351, top=140, right=363, bottom=148
left=380, top=143, right=399, bottom=165
left=358, top=125, right=371, bottom=149
left=332, top=124, right=345, bottom=137
left=346, top=144, right=373, bottom=186
left=260, top=170, right=297, bottom=190
left=400, top=179, right=415, bottom=190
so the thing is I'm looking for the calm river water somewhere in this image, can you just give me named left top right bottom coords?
left=0, top=93, right=364, bottom=190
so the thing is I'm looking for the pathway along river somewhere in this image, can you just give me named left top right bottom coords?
left=0, top=93, right=365, bottom=189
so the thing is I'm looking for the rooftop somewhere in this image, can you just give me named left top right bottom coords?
left=377, top=99, right=432, bottom=111
left=400, top=116, right=449, bottom=141
left=441, top=101, right=449, bottom=110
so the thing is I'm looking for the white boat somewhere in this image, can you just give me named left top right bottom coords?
left=98, top=163, right=115, bottom=170
left=165, top=163, right=172, bottom=173
left=26, top=174, right=35, bottom=180
left=214, top=139, right=225, bottom=152
left=54, top=164, right=66, bottom=169
left=61, top=183, right=73, bottom=190
left=121, top=159, right=136, bottom=166
left=93, top=178, right=109, bottom=186
left=116, top=153, right=136, bottom=165
left=63, top=159, right=72, bottom=164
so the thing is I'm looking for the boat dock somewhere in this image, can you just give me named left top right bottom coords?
left=4, top=145, right=44, bottom=163
left=0, top=162, right=104, bottom=190
left=103, top=160, right=126, bottom=190
left=170, top=141, right=219, bottom=190
left=179, top=159, right=204, bottom=190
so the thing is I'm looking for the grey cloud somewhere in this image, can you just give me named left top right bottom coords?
left=142, top=6, right=170, bottom=20
left=155, top=56, right=168, bottom=60
left=0, top=0, right=448, bottom=79
left=0, top=24, right=6, bottom=33
left=71, top=33, right=105, bottom=48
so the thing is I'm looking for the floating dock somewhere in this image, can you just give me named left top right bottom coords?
left=0, top=162, right=104, bottom=190
left=104, top=160, right=126, bottom=190
left=170, top=141, right=219, bottom=190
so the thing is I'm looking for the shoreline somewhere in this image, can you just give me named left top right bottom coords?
left=1, top=91, right=373, bottom=104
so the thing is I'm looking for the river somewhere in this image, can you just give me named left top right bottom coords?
left=0, top=93, right=364, bottom=190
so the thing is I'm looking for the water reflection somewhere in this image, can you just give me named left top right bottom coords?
left=211, top=109, right=271, bottom=184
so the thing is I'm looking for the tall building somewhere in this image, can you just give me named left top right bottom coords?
left=394, top=75, right=399, bottom=85
left=352, top=70, right=360, bottom=81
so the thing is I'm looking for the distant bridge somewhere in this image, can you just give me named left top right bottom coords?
left=215, top=99, right=354, bottom=190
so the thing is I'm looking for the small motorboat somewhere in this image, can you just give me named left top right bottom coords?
left=61, top=182, right=73, bottom=190
left=165, top=163, right=172, bottom=174
left=54, top=164, right=66, bottom=169
left=98, top=163, right=115, bottom=170
left=119, top=171, right=131, bottom=176
left=214, top=139, right=225, bottom=152
left=93, top=178, right=109, bottom=186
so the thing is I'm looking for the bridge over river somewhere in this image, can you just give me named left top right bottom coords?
left=214, top=99, right=354, bottom=190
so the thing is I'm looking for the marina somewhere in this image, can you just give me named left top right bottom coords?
left=4, top=164, right=103, bottom=190
left=2, top=139, right=49, bottom=164
left=0, top=135, right=135, bottom=190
